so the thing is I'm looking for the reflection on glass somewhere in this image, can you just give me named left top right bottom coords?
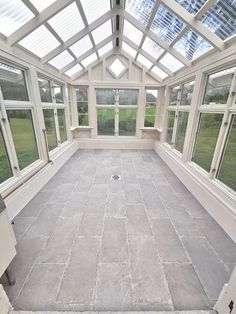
left=43, top=109, right=57, bottom=151
left=203, top=67, right=235, bottom=105
left=0, top=62, right=28, bottom=101
left=53, top=83, right=63, bottom=103
left=180, top=81, right=194, bottom=106
left=166, top=111, right=175, bottom=145
left=76, top=88, right=88, bottom=101
left=119, top=109, right=137, bottom=136
left=217, top=115, right=236, bottom=191
left=38, top=77, right=52, bottom=103
left=145, top=104, right=156, bottom=127
left=169, top=86, right=180, bottom=106
left=119, top=89, right=138, bottom=106
left=57, top=109, right=67, bottom=143
left=96, top=89, right=115, bottom=105
left=0, top=126, right=12, bottom=184
left=97, top=109, right=115, bottom=135
left=7, top=110, right=39, bottom=170
left=76, top=88, right=89, bottom=126
left=192, top=113, right=223, bottom=172
left=174, top=111, right=189, bottom=153
left=146, top=89, right=157, bottom=102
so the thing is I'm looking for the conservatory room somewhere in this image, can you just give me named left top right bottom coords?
left=0, top=0, right=236, bottom=313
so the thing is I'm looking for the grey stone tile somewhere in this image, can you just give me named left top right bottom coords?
left=57, top=237, right=99, bottom=304
left=150, top=219, right=188, bottom=262
left=60, top=192, right=87, bottom=218
left=94, top=263, right=132, bottom=311
left=74, top=177, right=93, bottom=192
left=126, top=204, right=152, bottom=236
left=143, top=194, right=168, bottom=219
left=39, top=217, right=79, bottom=263
left=182, top=237, right=230, bottom=301
left=88, top=184, right=107, bottom=202
left=105, top=191, right=126, bottom=218
left=78, top=203, right=105, bottom=236
left=14, top=264, right=64, bottom=310
left=182, top=194, right=210, bottom=219
left=17, top=192, right=51, bottom=218
left=164, top=263, right=211, bottom=310
left=196, top=218, right=236, bottom=263
left=129, top=236, right=172, bottom=310
left=125, top=184, right=143, bottom=204
left=100, top=218, right=128, bottom=263
left=12, top=217, right=35, bottom=241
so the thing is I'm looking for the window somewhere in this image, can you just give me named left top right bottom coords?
left=144, top=89, right=157, bottom=127
left=192, top=113, right=223, bottom=172
left=180, top=81, right=194, bottom=106
left=97, top=108, right=115, bottom=136
left=119, top=90, right=138, bottom=106
left=57, top=109, right=67, bottom=143
left=217, top=115, right=236, bottom=191
left=43, top=109, right=57, bottom=151
left=76, top=87, right=89, bottom=126
left=38, top=77, right=52, bottom=103
left=166, top=111, right=175, bottom=145
left=174, top=111, right=189, bottom=153
left=53, top=83, right=64, bottom=103
left=169, top=86, right=180, bottom=106
left=96, top=89, right=115, bottom=105
left=119, top=108, right=137, bottom=136
left=0, top=126, right=12, bottom=184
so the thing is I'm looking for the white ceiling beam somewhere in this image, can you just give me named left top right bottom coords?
left=41, top=8, right=119, bottom=64
left=7, top=0, right=75, bottom=46
left=21, top=0, right=38, bottom=15
left=195, top=0, right=217, bottom=19
left=162, top=0, right=224, bottom=50
left=122, top=10, right=191, bottom=67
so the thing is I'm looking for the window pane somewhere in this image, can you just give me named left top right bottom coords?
left=38, top=77, right=52, bottom=103
left=57, top=109, right=67, bottom=143
left=146, top=90, right=157, bottom=102
left=145, top=103, right=156, bottom=127
left=0, top=62, right=28, bottom=101
left=79, top=114, right=89, bottom=126
left=119, top=109, right=137, bottom=136
left=54, top=84, right=63, bottom=103
left=43, top=109, right=57, bottom=151
left=0, top=126, right=12, bottom=184
left=217, top=115, right=236, bottom=191
left=7, top=110, right=38, bottom=170
left=118, top=90, right=138, bottom=106
left=174, top=111, right=189, bottom=153
left=96, top=89, right=115, bottom=105
left=192, top=113, right=223, bottom=172
left=180, top=81, right=194, bottom=106
left=169, top=86, right=180, bottom=106
left=166, top=111, right=175, bottom=145
left=97, top=109, right=115, bottom=135
left=76, top=88, right=88, bottom=101
left=77, top=102, right=88, bottom=126
left=203, top=67, right=235, bottom=105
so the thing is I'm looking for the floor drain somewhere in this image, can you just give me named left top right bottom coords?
left=111, top=174, right=121, bottom=181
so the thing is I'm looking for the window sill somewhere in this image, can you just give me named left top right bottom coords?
left=141, top=127, right=162, bottom=132
left=70, top=126, right=93, bottom=131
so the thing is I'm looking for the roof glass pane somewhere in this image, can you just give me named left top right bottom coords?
left=80, top=0, right=111, bottom=24
left=81, top=53, right=97, bottom=67
left=200, top=0, right=236, bottom=40
left=29, top=0, right=56, bottom=12
left=125, top=0, right=155, bottom=25
left=174, top=28, right=213, bottom=60
left=174, top=0, right=207, bottom=15
left=69, top=35, right=93, bottom=58
left=0, top=0, right=34, bottom=36
left=150, top=4, right=186, bottom=43
left=19, top=25, right=60, bottom=58
left=49, top=50, right=74, bottom=69
left=122, top=42, right=137, bottom=58
left=137, top=54, right=153, bottom=69
left=151, top=66, right=168, bottom=79
left=48, top=2, right=84, bottom=42
left=98, top=42, right=113, bottom=57
left=123, top=20, right=143, bottom=46
left=142, top=37, right=164, bottom=59
left=159, top=53, right=184, bottom=72
left=92, top=20, right=112, bottom=45
left=65, top=64, right=82, bottom=77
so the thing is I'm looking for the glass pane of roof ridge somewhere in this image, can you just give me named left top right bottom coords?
left=125, top=0, right=155, bottom=25
left=65, top=64, right=82, bottom=77
left=122, top=42, right=137, bottom=57
left=69, top=35, right=93, bottom=57
left=29, top=0, right=56, bottom=12
left=160, top=53, right=184, bottom=72
left=151, top=4, right=186, bottom=43
left=48, top=2, right=84, bottom=42
left=80, top=0, right=111, bottom=24
left=81, top=53, right=97, bottom=67
left=92, top=20, right=112, bottom=44
left=98, top=42, right=113, bottom=57
left=137, top=54, right=153, bottom=69
left=151, top=66, right=168, bottom=79
left=200, top=0, right=236, bottom=40
left=0, top=0, right=34, bottom=36
left=174, top=28, right=213, bottom=60
left=19, top=25, right=60, bottom=58
left=142, top=37, right=164, bottom=59
left=123, top=20, right=143, bottom=45
left=49, top=50, right=74, bottom=69
left=175, top=0, right=207, bottom=15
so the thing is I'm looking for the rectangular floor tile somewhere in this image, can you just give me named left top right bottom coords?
left=126, top=204, right=152, bottom=236
left=124, top=184, right=143, bottom=204
left=78, top=203, right=105, bottom=236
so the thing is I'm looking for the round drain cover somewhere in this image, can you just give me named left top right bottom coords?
left=111, top=174, right=121, bottom=181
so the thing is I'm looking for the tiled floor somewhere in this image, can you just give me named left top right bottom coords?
left=1, top=149, right=236, bottom=312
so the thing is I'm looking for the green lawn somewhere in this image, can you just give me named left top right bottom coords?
left=144, top=107, right=155, bottom=127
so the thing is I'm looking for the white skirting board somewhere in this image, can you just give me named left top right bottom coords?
left=155, top=142, right=236, bottom=243
left=5, top=141, right=78, bottom=221
left=77, top=138, right=155, bottom=150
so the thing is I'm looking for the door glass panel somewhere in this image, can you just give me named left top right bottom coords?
left=97, top=109, right=115, bottom=135
left=174, top=111, right=189, bottom=153
left=169, top=86, right=180, bottom=106
left=180, top=81, right=194, bottom=106
left=53, top=83, right=63, bottom=103
left=7, top=109, right=39, bottom=170
left=119, top=89, right=138, bottom=106
left=119, top=109, right=137, bottom=136
left=57, top=109, right=67, bottom=143
left=217, top=115, right=236, bottom=191
left=166, top=111, right=175, bottom=144
left=96, top=89, right=115, bottom=105
left=0, top=126, right=12, bottom=183
left=43, top=109, right=57, bottom=151
left=38, top=77, right=52, bottom=103
left=192, top=113, right=223, bottom=172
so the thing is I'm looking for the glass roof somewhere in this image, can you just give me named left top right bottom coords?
left=122, top=42, right=137, bottom=58
left=125, top=0, right=155, bottom=25
left=49, top=50, right=74, bottom=70
left=123, top=20, right=143, bottom=46
left=142, top=36, right=164, bottom=59
left=137, top=54, right=153, bottom=69
left=29, top=0, right=56, bottom=12
left=65, top=64, right=82, bottom=77
left=151, top=66, right=168, bottom=79
left=69, top=35, right=93, bottom=58
left=91, top=20, right=112, bottom=45
left=79, top=0, right=110, bottom=24
left=175, top=0, right=207, bottom=15
left=159, top=53, right=184, bottom=72
left=81, top=53, right=97, bottom=67
left=98, top=42, right=113, bottom=57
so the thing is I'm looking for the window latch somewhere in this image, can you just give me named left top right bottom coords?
left=1, top=118, right=7, bottom=123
